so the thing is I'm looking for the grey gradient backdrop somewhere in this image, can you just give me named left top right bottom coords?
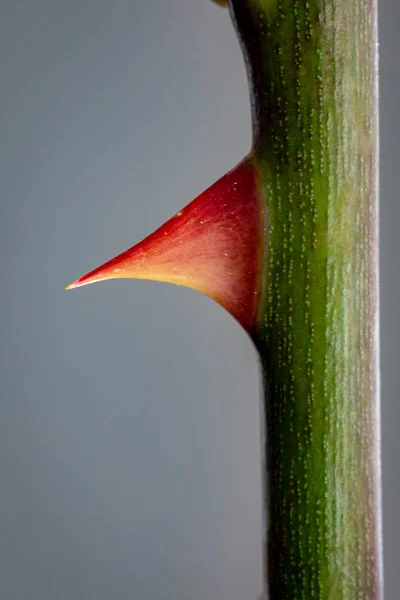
left=0, top=1, right=397, bottom=599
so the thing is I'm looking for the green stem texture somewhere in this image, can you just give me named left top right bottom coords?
left=229, top=0, right=382, bottom=598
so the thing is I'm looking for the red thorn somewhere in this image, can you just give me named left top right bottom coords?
left=66, top=157, right=264, bottom=334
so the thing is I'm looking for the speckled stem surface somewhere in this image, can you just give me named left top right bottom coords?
left=228, top=1, right=382, bottom=598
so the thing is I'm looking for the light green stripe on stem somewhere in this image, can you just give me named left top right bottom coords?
left=229, top=0, right=381, bottom=598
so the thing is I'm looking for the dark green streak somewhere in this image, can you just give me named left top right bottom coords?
left=229, top=1, right=381, bottom=598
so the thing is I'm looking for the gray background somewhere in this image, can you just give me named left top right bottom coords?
left=0, top=1, right=397, bottom=598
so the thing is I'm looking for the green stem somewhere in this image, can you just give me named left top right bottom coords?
left=229, top=1, right=382, bottom=598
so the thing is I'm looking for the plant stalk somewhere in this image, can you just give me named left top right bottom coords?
left=229, top=0, right=382, bottom=598
left=66, top=1, right=382, bottom=596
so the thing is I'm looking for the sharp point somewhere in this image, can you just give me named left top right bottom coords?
left=65, top=278, right=86, bottom=290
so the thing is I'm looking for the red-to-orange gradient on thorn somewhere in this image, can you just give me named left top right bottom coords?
left=66, top=157, right=264, bottom=334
